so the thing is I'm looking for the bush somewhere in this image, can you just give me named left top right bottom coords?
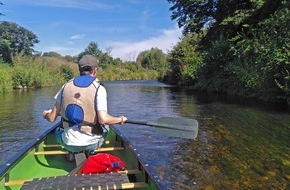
left=0, top=64, right=12, bottom=92
left=10, top=55, right=76, bottom=88
left=1, top=54, right=159, bottom=91
left=59, top=65, right=74, bottom=81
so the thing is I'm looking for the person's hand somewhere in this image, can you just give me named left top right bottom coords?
left=42, top=109, right=52, bottom=118
left=119, top=116, right=127, bottom=125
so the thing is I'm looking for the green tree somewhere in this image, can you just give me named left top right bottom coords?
left=230, top=7, right=290, bottom=101
left=137, top=48, right=168, bottom=78
left=0, top=39, right=10, bottom=63
left=167, top=33, right=203, bottom=85
left=0, top=21, right=39, bottom=63
left=112, top=58, right=123, bottom=65
left=64, top=55, right=74, bottom=62
left=98, top=47, right=114, bottom=65
left=167, top=0, right=283, bottom=45
left=42, top=51, right=62, bottom=58
left=98, top=52, right=113, bottom=66
left=168, top=0, right=217, bottom=34
left=78, top=42, right=102, bottom=61
left=59, top=65, right=74, bottom=81
left=0, top=1, right=5, bottom=16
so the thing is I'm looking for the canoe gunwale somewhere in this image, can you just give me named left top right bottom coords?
left=111, top=125, right=162, bottom=189
left=0, top=122, right=59, bottom=181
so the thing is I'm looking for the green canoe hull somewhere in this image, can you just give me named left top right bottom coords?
left=0, top=122, right=158, bottom=190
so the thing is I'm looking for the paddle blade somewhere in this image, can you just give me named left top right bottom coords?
left=147, top=117, right=198, bottom=139
left=126, top=117, right=198, bottom=139
left=154, top=125, right=197, bottom=139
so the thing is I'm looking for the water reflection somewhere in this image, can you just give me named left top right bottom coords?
left=0, top=80, right=289, bottom=189
left=0, top=87, right=61, bottom=165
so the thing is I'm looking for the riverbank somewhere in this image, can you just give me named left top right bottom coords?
left=0, top=56, right=158, bottom=92
left=161, top=75, right=290, bottom=108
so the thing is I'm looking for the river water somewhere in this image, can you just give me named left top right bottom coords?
left=0, top=80, right=289, bottom=189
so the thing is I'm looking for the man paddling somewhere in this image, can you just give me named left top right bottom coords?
left=43, top=55, right=127, bottom=155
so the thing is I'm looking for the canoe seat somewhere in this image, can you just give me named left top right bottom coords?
left=4, top=170, right=143, bottom=187
left=43, top=141, right=113, bottom=148
left=34, top=147, right=125, bottom=155
left=20, top=173, right=148, bottom=190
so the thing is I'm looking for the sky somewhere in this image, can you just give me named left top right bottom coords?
left=1, top=0, right=182, bottom=61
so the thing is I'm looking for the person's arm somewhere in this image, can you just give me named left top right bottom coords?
left=97, top=110, right=127, bottom=125
left=43, top=86, right=63, bottom=122
left=43, top=101, right=60, bottom=122
left=96, top=84, right=127, bottom=125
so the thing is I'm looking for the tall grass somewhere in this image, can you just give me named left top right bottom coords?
left=96, top=62, right=158, bottom=81
left=11, top=56, right=76, bottom=89
left=0, top=55, right=158, bottom=92
left=0, top=64, right=12, bottom=92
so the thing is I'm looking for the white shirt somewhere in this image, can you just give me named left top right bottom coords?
left=54, top=80, right=108, bottom=146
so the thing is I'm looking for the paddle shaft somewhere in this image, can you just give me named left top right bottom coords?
left=126, top=119, right=195, bottom=132
left=126, top=120, right=147, bottom=126
left=125, top=117, right=198, bottom=139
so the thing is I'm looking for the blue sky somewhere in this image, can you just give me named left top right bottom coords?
left=1, top=0, right=182, bottom=61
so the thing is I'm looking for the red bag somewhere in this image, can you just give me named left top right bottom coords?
left=81, top=153, right=126, bottom=174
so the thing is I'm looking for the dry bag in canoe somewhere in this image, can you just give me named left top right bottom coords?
left=82, top=153, right=126, bottom=174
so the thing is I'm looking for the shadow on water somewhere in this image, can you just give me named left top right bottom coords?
left=163, top=90, right=290, bottom=190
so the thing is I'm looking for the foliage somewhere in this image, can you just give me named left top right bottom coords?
left=0, top=1, right=4, bottom=16
left=229, top=6, right=290, bottom=100
left=195, top=36, right=237, bottom=92
left=59, top=65, right=74, bottom=81
left=0, top=53, right=158, bottom=91
left=97, top=61, right=158, bottom=81
left=63, top=55, right=74, bottom=62
left=0, top=63, right=12, bottom=92
left=43, top=51, right=62, bottom=58
left=136, top=48, right=169, bottom=79
left=42, top=56, right=79, bottom=75
left=78, top=42, right=102, bottom=61
left=167, top=0, right=283, bottom=45
left=11, top=55, right=65, bottom=88
left=0, top=39, right=11, bottom=63
left=166, top=0, right=289, bottom=104
left=0, top=21, right=39, bottom=63
left=98, top=52, right=114, bottom=66
left=168, top=0, right=217, bottom=34
left=166, top=33, right=203, bottom=85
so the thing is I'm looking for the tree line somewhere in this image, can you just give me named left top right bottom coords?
left=165, top=0, right=289, bottom=105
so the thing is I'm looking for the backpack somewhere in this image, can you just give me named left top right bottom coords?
left=81, top=153, right=126, bottom=174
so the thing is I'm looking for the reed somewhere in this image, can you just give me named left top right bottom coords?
left=0, top=64, right=13, bottom=92
left=0, top=56, right=158, bottom=92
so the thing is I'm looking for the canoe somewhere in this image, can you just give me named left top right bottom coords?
left=0, top=122, right=160, bottom=190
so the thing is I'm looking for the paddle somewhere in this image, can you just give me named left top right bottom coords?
left=126, top=117, right=198, bottom=139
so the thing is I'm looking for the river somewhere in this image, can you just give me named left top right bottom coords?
left=0, top=80, right=289, bottom=189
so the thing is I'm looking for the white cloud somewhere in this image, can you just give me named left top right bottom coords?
left=19, top=0, right=110, bottom=10
left=108, top=26, right=182, bottom=61
left=37, top=45, right=78, bottom=55
left=70, top=34, right=86, bottom=40
left=36, top=26, right=182, bottom=58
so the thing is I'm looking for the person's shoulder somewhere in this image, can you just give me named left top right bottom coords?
left=93, top=78, right=105, bottom=87
left=67, top=78, right=76, bottom=84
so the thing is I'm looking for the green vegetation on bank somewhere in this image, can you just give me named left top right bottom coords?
left=165, top=0, right=289, bottom=105
left=0, top=55, right=158, bottom=92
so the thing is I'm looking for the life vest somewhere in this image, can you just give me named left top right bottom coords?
left=60, top=75, right=103, bottom=134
